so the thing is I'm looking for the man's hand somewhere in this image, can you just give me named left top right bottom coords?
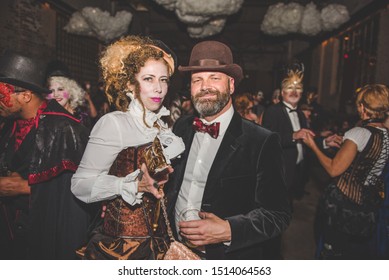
left=302, top=132, right=317, bottom=149
left=293, top=128, right=315, bottom=141
left=324, top=134, right=343, bottom=148
left=178, top=212, right=231, bottom=246
left=0, top=172, right=30, bottom=196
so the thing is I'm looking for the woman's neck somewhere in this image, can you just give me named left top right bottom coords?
left=361, top=117, right=384, bottom=127
left=64, top=103, right=74, bottom=115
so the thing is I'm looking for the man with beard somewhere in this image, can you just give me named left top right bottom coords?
left=165, top=41, right=291, bottom=259
left=0, top=51, right=91, bottom=259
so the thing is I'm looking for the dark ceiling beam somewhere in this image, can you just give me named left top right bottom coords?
left=36, top=0, right=76, bottom=15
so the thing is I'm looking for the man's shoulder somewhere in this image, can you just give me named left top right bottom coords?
left=240, top=117, right=273, bottom=138
left=40, top=101, right=89, bottom=134
left=265, top=103, right=283, bottom=114
left=235, top=117, right=280, bottom=153
left=43, top=101, right=79, bottom=122
left=262, top=103, right=286, bottom=126
left=175, top=114, right=195, bottom=125
left=173, top=115, right=195, bottom=134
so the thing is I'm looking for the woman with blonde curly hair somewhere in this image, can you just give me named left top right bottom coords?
left=303, top=84, right=389, bottom=259
left=71, top=35, right=185, bottom=259
left=47, top=73, right=97, bottom=128
left=47, top=76, right=84, bottom=112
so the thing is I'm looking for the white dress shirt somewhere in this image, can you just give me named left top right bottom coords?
left=71, top=99, right=185, bottom=205
left=174, top=105, right=234, bottom=233
left=283, top=101, right=303, bottom=164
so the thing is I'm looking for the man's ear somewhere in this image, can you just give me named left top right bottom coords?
left=229, top=77, right=235, bottom=95
left=21, top=90, right=33, bottom=103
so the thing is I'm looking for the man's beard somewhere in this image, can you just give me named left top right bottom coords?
left=192, top=86, right=230, bottom=117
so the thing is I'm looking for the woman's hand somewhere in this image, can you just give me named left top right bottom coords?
left=324, top=134, right=343, bottom=148
left=137, top=163, right=174, bottom=199
left=302, top=131, right=316, bottom=149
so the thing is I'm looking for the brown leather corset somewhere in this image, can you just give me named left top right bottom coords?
left=102, top=143, right=160, bottom=238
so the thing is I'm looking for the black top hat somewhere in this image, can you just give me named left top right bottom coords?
left=45, top=60, right=72, bottom=79
left=0, top=50, right=51, bottom=94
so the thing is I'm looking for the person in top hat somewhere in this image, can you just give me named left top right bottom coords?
left=165, top=41, right=291, bottom=259
left=0, top=50, right=92, bottom=259
left=46, top=60, right=98, bottom=129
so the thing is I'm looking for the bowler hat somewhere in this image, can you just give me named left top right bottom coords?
left=0, top=50, right=51, bottom=94
left=178, top=41, right=243, bottom=84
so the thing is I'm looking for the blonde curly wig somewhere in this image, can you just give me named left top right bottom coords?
left=48, top=76, right=85, bottom=111
left=100, top=35, right=175, bottom=113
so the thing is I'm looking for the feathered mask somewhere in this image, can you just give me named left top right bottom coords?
left=281, top=62, right=304, bottom=89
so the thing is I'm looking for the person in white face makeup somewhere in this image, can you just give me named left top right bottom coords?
left=70, top=35, right=185, bottom=259
left=46, top=71, right=97, bottom=129
left=47, top=77, right=79, bottom=112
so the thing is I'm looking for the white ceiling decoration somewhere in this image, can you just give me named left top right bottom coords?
left=64, top=7, right=132, bottom=42
left=261, top=2, right=350, bottom=36
left=152, top=0, right=244, bottom=38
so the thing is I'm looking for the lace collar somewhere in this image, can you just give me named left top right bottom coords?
left=128, top=98, right=170, bottom=129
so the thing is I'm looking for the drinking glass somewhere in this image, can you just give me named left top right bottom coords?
left=178, top=207, right=201, bottom=248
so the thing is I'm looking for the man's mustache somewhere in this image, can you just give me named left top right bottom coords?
left=196, top=89, right=219, bottom=98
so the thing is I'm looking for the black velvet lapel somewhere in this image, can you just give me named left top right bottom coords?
left=202, top=112, right=243, bottom=207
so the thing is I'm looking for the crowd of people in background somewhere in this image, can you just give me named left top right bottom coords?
left=232, top=75, right=389, bottom=259
left=0, top=35, right=388, bottom=260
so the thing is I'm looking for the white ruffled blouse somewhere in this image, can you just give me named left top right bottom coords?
left=71, top=99, right=185, bottom=205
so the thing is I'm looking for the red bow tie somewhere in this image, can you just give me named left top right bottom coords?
left=192, top=117, right=220, bottom=139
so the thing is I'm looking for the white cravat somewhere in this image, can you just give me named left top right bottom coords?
left=174, top=106, right=234, bottom=234
left=283, top=101, right=303, bottom=164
